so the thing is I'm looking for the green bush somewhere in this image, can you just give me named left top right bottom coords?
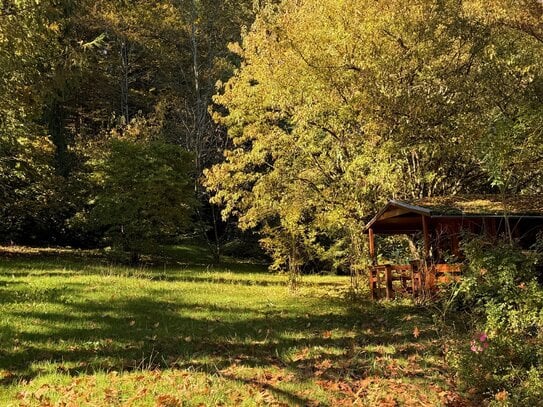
left=443, top=237, right=543, bottom=405
left=90, top=139, right=195, bottom=263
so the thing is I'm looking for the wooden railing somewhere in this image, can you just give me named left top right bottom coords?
left=369, top=262, right=463, bottom=300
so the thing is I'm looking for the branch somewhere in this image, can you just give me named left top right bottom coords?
left=382, top=29, right=409, bottom=51
left=0, top=2, right=42, bottom=18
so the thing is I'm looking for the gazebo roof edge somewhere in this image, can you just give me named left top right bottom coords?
left=364, top=195, right=543, bottom=231
left=365, top=200, right=431, bottom=231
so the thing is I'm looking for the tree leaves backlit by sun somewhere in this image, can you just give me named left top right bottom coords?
left=205, top=0, right=543, bottom=275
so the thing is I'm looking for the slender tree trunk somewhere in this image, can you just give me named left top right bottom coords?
left=47, top=97, right=70, bottom=176
left=130, top=251, right=140, bottom=266
left=348, top=224, right=364, bottom=293
left=211, top=204, right=221, bottom=263
left=120, top=40, right=129, bottom=123
left=190, top=0, right=203, bottom=172
left=288, top=233, right=302, bottom=291
left=188, top=0, right=223, bottom=264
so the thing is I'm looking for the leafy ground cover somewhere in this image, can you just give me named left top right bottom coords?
left=0, top=246, right=468, bottom=406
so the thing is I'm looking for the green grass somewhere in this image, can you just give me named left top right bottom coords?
left=0, top=246, right=466, bottom=406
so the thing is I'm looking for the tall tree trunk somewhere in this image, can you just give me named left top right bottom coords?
left=120, top=39, right=130, bottom=123
left=189, top=0, right=223, bottom=263
left=46, top=97, right=70, bottom=177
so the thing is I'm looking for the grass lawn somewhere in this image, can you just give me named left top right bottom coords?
left=0, top=246, right=467, bottom=406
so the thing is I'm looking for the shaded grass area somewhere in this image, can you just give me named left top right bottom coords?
left=0, top=246, right=467, bottom=406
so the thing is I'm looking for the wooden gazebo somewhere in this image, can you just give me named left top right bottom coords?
left=365, top=195, right=543, bottom=300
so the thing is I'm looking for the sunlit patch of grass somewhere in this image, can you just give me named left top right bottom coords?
left=0, top=246, right=469, bottom=406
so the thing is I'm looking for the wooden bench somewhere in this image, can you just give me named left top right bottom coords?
left=369, top=264, right=421, bottom=300
left=370, top=263, right=463, bottom=300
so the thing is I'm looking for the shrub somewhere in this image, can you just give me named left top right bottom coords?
left=443, top=236, right=543, bottom=405
left=90, top=139, right=195, bottom=263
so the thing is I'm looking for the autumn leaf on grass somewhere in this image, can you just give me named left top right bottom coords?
left=16, top=391, right=31, bottom=401
left=104, top=387, right=120, bottom=404
left=315, top=359, right=333, bottom=376
left=260, top=371, right=293, bottom=384
left=33, top=384, right=50, bottom=400
left=495, top=390, right=509, bottom=401
left=380, top=393, right=398, bottom=407
left=0, top=370, right=14, bottom=380
left=293, top=347, right=310, bottom=361
left=356, top=378, right=373, bottom=391
left=317, top=380, right=341, bottom=392
left=155, top=394, right=182, bottom=407
left=413, top=326, right=420, bottom=338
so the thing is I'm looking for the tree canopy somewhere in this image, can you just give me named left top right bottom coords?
left=1, top=0, right=542, bottom=269
left=205, top=0, right=543, bottom=273
left=0, top=0, right=256, bottom=251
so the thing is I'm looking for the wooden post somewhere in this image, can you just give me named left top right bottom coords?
left=369, top=267, right=375, bottom=300
left=368, top=228, right=377, bottom=300
left=421, top=215, right=430, bottom=259
left=421, top=215, right=432, bottom=291
left=368, top=228, right=376, bottom=265
left=385, top=266, right=393, bottom=300
left=411, top=268, right=418, bottom=297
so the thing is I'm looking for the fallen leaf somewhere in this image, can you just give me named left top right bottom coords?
left=413, top=326, right=420, bottom=338
left=293, top=347, right=310, bottom=361
left=33, top=384, right=50, bottom=400
left=155, top=394, right=181, bottom=407
left=495, top=390, right=509, bottom=401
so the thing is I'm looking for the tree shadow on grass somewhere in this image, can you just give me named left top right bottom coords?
left=0, top=251, right=451, bottom=404
left=0, top=293, right=445, bottom=388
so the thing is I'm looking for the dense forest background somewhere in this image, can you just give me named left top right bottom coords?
left=0, top=0, right=258, bottom=258
left=2, top=0, right=543, bottom=271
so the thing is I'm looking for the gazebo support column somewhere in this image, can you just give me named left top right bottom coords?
left=368, top=228, right=376, bottom=265
left=421, top=215, right=430, bottom=259
left=368, top=228, right=377, bottom=299
left=385, top=266, right=393, bottom=300
left=421, top=215, right=434, bottom=289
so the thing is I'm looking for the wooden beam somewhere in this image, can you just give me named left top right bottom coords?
left=422, top=215, right=430, bottom=259
left=368, top=228, right=376, bottom=265
left=385, top=266, right=393, bottom=300
left=378, top=207, right=411, bottom=221
left=369, top=266, right=376, bottom=300
left=372, top=229, right=422, bottom=235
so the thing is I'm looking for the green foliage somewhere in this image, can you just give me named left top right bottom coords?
left=0, top=135, right=71, bottom=243
left=204, top=0, right=543, bottom=278
left=478, top=106, right=543, bottom=194
left=444, top=237, right=543, bottom=404
left=204, top=0, right=489, bottom=273
left=0, top=0, right=257, bottom=247
left=0, top=1, right=69, bottom=242
left=90, top=136, right=195, bottom=259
